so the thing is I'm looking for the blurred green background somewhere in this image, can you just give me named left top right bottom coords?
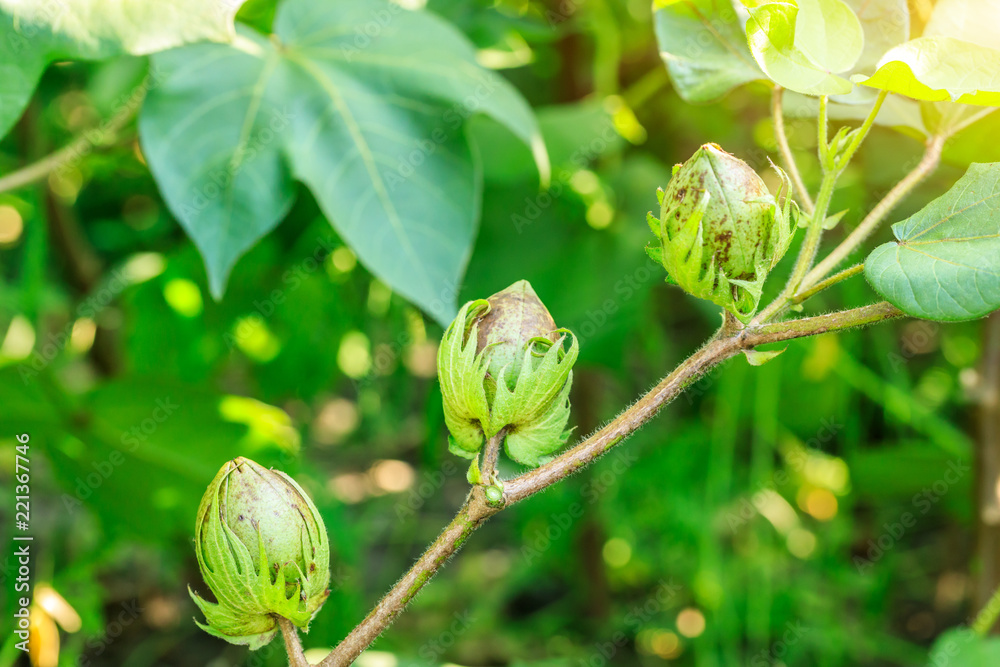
left=1, top=0, right=999, bottom=666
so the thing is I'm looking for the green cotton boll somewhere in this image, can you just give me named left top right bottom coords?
left=190, top=457, right=331, bottom=649
left=437, top=280, right=578, bottom=468
left=647, top=143, right=798, bottom=322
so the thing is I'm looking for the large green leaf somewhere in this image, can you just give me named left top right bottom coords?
left=741, top=0, right=862, bottom=96
left=0, top=0, right=245, bottom=138
left=865, top=162, right=1000, bottom=321
left=653, top=0, right=762, bottom=102
left=140, top=0, right=543, bottom=323
left=855, top=37, right=1000, bottom=106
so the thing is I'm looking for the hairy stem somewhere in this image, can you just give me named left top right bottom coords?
left=278, top=617, right=310, bottom=667
left=504, top=335, right=740, bottom=501
left=801, top=133, right=946, bottom=291
left=319, top=488, right=499, bottom=667
left=319, top=301, right=904, bottom=664
left=481, top=430, right=506, bottom=484
left=758, top=92, right=887, bottom=324
left=744, top=301, right=903, bottom=346
left=772, top=86, right=814, bottom=214
left=791, top=263, right=863, bottom=305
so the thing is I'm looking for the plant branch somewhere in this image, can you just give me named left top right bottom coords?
left=790, top=263, right=863, bottom=305
left=504, top=335, right=742, bottom=501
left=757, top=92, right=887, bottom=324
left=772, top=86, right=814, bottom=214
left=278, top=617, right=310, bottom=667
left=481, top=429, right=506, bottom=484
left=743, top=301, right=903, bottom=347
left=319, top=299, right=908, bottom=664
left=0, top=97, right=138, bottom=194
left=801, top=133, right=946, bottom=291
left=318, top=487, right=499, bottom=667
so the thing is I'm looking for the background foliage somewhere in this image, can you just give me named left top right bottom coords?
left=1, top=0, right=999, bottom=665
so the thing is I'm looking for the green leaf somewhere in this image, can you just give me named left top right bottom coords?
left=741, top=0, right=860, bottom=96
left=743, top=347, right=786, bottom=365
left=140, top=0, right=544, bottom=321
left=854, top=37, right=1000, bottom=106
left=653, top=0, right=763, bottom=103
left=0, top=0, right=245, bottom=139
left=793, top=0, right=863, bottom=74
left=865, top=162, right=1000, bottom=321
left=829, top=0, right=908, bottom=105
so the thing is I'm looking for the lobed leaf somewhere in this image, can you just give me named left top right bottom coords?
left=140, top=0, right=545, bottom=321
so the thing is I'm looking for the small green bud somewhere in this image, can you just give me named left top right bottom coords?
left=190, top=457, right=330, bottom=649
left=437, top=280, right=578, bottom=468
left=484, top=484, right=504, bottom=505
left=646, top=143, right=797, bottom=322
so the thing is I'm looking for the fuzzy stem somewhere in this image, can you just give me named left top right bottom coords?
left=318, top=488, right=499, bottom=667
left=278, top=617, right=310, bottom=667
left=318, top=301, right=905, bottom=665
left=481, top=430, right=506, bottom=484
left=743, top=301, right=903, bottom=346
left=791, top=263, right=863, bottom=305
left=757, top=92, right=887, bottom=324
left=801, top=133, right=945, bottom=291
